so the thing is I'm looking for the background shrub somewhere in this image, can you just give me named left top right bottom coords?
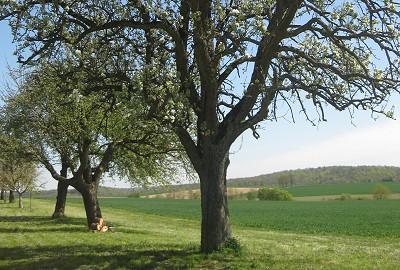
left=372, top=184, right=391, bottom=200
left=246, top=192, right=257, bottom=200
left=128, top=192, right=141, bottom=198
left=338, top=193, right=352, bottom=200
left=257, top=188, right=293, bottom=201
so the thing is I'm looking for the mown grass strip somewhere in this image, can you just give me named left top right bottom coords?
left=1, top=199, right=400, bottom=269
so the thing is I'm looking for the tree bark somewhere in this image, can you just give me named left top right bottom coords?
left=0, top=190, right=4, bottom=200
left=9, top=190, right=15, bottom=203
left=18, top=193, right=23, bottom=209
left=81, top=184, right=102, bottom=229
left=198, top=148, right=231, bottom=253
left=52, top=181, right=69, bottom=218
left=52, top=158, right=69, bottom=218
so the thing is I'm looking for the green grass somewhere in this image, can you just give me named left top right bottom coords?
left=2, top=198, right=400, bottom=269
left=92, top=198, right=400, bottom=237
left=283, top=182, right=400, bottom=197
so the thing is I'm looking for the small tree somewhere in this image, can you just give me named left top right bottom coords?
left=258, top=188, right=293, bottom=201
left=372, top=184, right=391, bottom=200
left=0, top=135, right=35, bottom=206
left=0, top=158, right=39, bottom=209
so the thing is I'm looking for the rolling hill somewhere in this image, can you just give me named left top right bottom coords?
left=228, top=165, right=400, bottom=187
left=37, top=165, right=400, bottom=197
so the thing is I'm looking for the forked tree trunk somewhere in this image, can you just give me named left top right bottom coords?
left=18, top=193, right=23, bottom=209
left=0, top=190, right=4, bottom=201
left=198, top=148, right=231, bottom=253
left=52, top=181, right=69, bottom=218
left=9, top=190, right=15, bottom=203
left=81, top=184, right=102, bottom=229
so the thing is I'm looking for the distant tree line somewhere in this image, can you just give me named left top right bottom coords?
left=228, top=166, right=400, bottom=188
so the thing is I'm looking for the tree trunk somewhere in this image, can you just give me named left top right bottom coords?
left=81, top=185, right=102, bottom=229
left=52, top=159, right=69, bottom=218
left=18, top=193, right=23, bottom=209
left=0, top=190, right=4, bottom=201
left=9, top=190, right=15, bottom=203
left=52, top=181, right=69, bottom=218
left=198, top=149, right=231, bottom=253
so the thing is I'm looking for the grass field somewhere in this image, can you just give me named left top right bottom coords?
left=144, top=182, right=400, bottom=200
left=1, top=197, right=400, bottom=269
left=284, top=182, right=400, bottom=197
left=93, top=198, right=400, bottom=237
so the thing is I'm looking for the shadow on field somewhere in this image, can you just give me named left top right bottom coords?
left=0, top=215, right=150, bottom=235
left=0, top=216, right=51, bottom=222
left=0, top=216, right=86, bottom=225
left=0, top=216, right=90, bottom=233
left=0, top=244, right=201, bottom=270
left=0, top=204, right=20, bottom=208
left=0, top=226, right=89, bottom=234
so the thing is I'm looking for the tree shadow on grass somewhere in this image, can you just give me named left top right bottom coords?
left=0, top=204, right=21, bottom=208
left=0, top=216, right=86, bottom=225
left=0, top=215, right=150, bottom=235
left=0, top=216, right=220, bottom=269
left=0, top=226, right=89, bottom=234
left=0, top=244, right=204, bottom=270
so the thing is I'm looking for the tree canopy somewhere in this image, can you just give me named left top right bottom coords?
left=1, top=58, right=184, bottom=226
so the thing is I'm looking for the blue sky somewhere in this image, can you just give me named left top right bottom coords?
left=1, top=21, right=399, bottom=190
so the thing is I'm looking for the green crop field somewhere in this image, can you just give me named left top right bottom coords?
left=283, top=182, right=400, bottom=197
left=95, top=198, right=400, bottom=237
left=2, top=198, right=400, bottom=269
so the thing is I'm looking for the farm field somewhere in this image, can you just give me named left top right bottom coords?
left=138, top=182, right=400, bottom=200
left=284, top=182, right=400, bottom=197
left=1, top=197, right=400, bottom=269
left=95, top=198, right=400, bottom=237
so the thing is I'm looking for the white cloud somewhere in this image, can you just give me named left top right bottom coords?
left=228, top=120, right=400, bottom=178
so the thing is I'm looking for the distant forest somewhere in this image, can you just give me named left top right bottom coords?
left=37, top=166, right=400, bottom=197
left=228, top=166, right=400, bottom=188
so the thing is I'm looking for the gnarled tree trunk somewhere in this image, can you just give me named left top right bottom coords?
left=52, top=159, right=69, bottom=218
left=81, top=184, right=102, bottom=229
left=198, top=147, right=231, bottom=253
left=9, top=190, right=15, bottom=203
left=52, top=181, right=68, bottom=218
left=0, top=190, right=4, bottom=200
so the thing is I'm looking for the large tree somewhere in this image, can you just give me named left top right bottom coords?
left=2, top=60, right=181, bottom=228
left=1, top=0, right=400, bottom=252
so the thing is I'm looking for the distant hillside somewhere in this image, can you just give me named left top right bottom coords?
left=228, top=166, right=400, bottom=188
left=36, top=166, right=400, bottom=197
